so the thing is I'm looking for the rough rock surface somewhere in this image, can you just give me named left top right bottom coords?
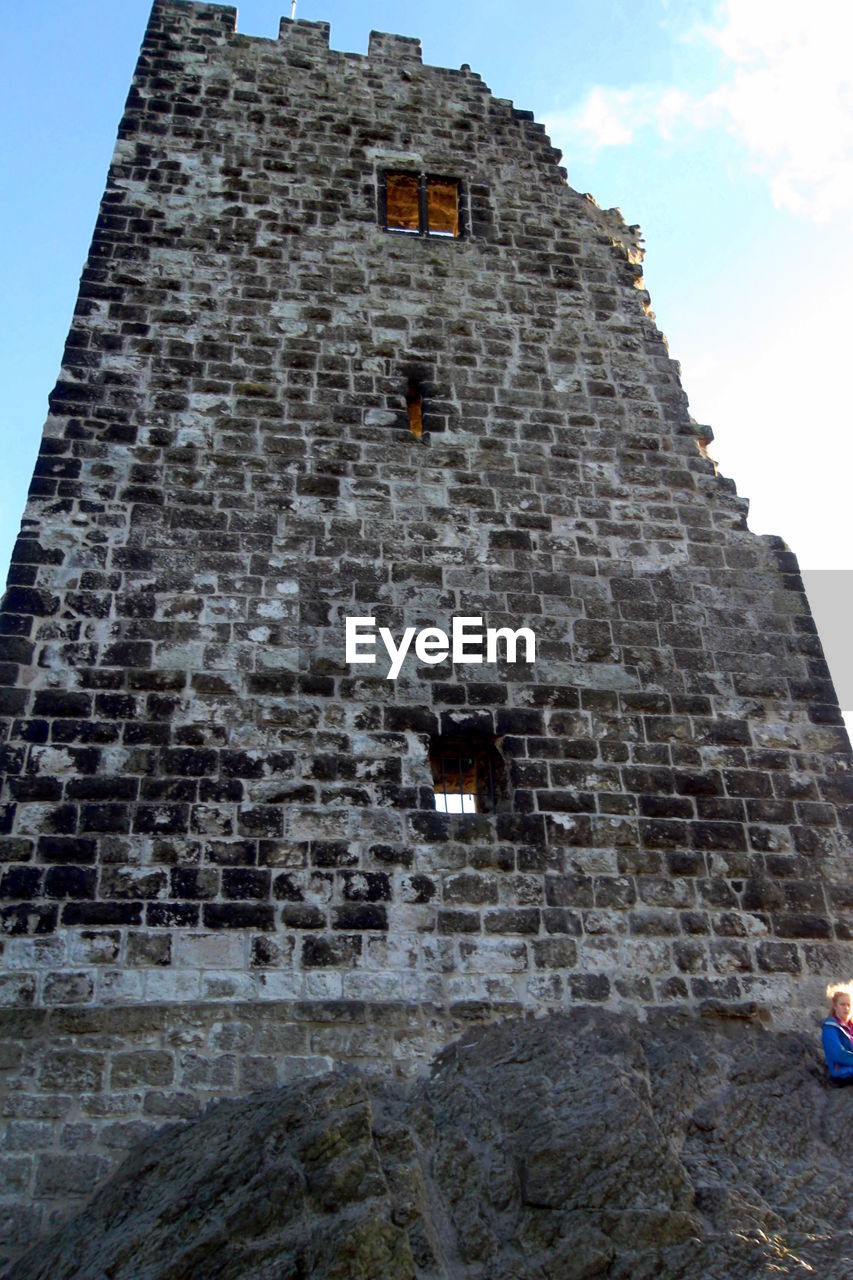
left=11, top=1009, right=851, bottom=1279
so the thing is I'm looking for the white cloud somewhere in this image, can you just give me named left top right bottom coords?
left=548, top=0, right=853, bottom=223
left=566, top=87, right=638, bottom=148
left=553, top=85, right=693, bottom=151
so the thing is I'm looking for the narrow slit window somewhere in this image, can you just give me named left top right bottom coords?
left=406, top=378, right=423, bottom=438
left=383, top=173, right=461, bottom=238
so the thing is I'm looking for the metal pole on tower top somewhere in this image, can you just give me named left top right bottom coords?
left=290, top=1, right=297, bottom=17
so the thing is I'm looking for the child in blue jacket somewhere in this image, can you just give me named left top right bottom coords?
left=822, top=989, right=853, bottom=1083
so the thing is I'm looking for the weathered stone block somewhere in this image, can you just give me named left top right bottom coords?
left=33, top=1153, right=111, bottom=1197
left=39, top=1051, right=105, bottom=1092
left=110, top=1052, right=174, bottom=1089
left=0, top=1155, right=31, bottom=1195
left=756, top=943, right=802, bottom=974
left=127, top=933, right=172, bottom=967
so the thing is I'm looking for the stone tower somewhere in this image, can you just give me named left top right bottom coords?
left=1, top=0, right=851, bottom=1255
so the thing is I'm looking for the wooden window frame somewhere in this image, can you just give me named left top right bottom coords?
left=380, top=171, right=464, bottom=239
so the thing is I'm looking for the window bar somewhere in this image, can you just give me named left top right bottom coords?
left=418, top=174, right=428, bottom=234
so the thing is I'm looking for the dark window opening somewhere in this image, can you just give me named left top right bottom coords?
left=406, top=378, right=423, bottom=438
left=429, top=734, right=504, bottom=814
left=383, top=172, right=461, bottom=238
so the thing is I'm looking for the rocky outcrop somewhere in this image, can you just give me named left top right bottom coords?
left=11, top=1009, right=850, bottom=1278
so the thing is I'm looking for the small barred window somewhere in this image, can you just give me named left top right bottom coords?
left=429, top=734, right=503, bottom=813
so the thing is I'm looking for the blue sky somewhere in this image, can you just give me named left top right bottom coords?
left=1, top=0, right=850, bottom=717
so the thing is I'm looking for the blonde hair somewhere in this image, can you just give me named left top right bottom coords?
left=828, top=987, right=851, bottom=1014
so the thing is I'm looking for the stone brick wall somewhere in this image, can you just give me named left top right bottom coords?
left=0, top=997, right=488, bottom=1256
left=1, top=0, right=852, bottom=1258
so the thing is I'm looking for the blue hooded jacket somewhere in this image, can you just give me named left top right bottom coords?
left=821, top=1016, right=853, bottom=1080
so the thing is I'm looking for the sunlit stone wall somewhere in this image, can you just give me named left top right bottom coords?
left=0, top=0, right=851, bottom=1258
